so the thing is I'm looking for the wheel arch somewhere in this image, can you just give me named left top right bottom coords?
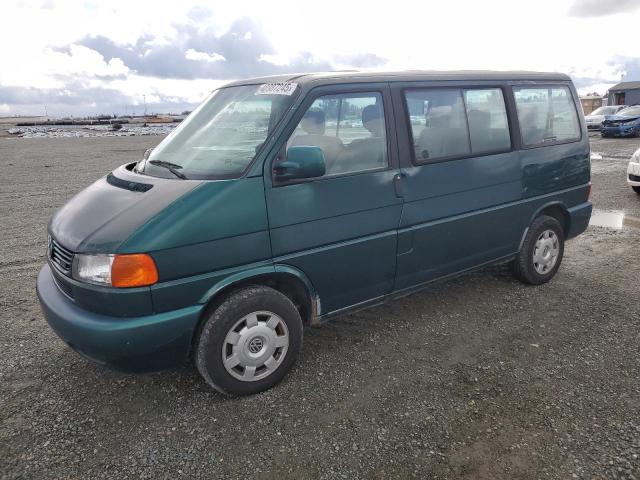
left=529, top=201, right=570, bottom=235
left=196, top=264, right=318, bottom=337
left=518, top=201, right=570, bottom=252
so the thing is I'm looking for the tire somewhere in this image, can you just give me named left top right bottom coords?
left=195, top=285, right=303, bottom=396
left=511, top=215, right=565, bottom=285
left=633, top=186, right=640, bottom=194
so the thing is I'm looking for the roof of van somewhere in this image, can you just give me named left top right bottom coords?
left=224, top=70, right=571, bottom=87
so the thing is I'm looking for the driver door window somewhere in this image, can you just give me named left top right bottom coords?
left=286, top=92, right=388, bottom=176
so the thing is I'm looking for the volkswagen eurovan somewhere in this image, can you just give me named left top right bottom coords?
left=37, top=71, right=592, bottom=395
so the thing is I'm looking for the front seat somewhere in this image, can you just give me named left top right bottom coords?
left=288, top=110, right=343, bottom=173
left=335, top=104, right=387, bottom=172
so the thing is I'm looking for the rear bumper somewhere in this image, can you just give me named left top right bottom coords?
left=37, top=264, right=203, bottom=372
left=566, top=202, right=593, bottom=240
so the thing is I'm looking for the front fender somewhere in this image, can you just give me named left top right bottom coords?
left=198, top=263, right=319, bottom=321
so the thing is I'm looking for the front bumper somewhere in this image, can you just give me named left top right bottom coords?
left=628, top=161, right=640, bottom=187
left=601, top=125, right=638, bottom=137
left=37, top=264, right=203, bottom=372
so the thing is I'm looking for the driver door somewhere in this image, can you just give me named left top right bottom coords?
left=264, top=84, right=403, bottom=315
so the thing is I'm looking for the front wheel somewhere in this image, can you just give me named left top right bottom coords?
left=195, top=285, right=303, bottom=396
left=511, top=215, right=565, bottom=285
left=633, top=186, right=640, bottom=194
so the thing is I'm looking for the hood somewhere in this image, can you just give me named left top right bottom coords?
left=49, top=163, right=202, bottom=253
left=604, top=114, right=640, bottom=123
left=585, top=115, right=604, bottom=122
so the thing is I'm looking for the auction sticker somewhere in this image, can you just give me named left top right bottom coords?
left=256, top=83, right=298, bottom=95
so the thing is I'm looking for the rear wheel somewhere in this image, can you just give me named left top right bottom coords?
left=196, top=285, right=303, bottom=396
left=511, top=215, right=564, bottom=285
left=633, top=186, right=640, bottom=194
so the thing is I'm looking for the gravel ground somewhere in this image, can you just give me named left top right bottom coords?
left=0, top=134, right=639, bottom=480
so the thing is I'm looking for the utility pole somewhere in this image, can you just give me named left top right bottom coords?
left=143, top=94, right=147, bottom=117
left=44, top=105, right=48, bottom=119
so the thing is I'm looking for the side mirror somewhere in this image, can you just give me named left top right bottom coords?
left=274, top=146, right=326, bottom=181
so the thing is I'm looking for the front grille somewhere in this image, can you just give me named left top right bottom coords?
left=52, top=273, right=74, bottom=298
left=49, top=236, right=74, bottom=275
left=630, top=174, right=640, bottom=182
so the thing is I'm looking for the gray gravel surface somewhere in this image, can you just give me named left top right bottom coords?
left=1, top=134, right=639, bottom=479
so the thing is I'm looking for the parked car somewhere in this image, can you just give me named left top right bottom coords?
left=37, top=71, right=592, bottom=395
left=601, top=106, right=640, bottom=137
left=585, top=105, right=627, bottom=130
left=628, top=147, right=640, bottom=194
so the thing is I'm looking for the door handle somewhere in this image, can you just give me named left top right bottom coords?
left=393, top=173, right=405, bottom=198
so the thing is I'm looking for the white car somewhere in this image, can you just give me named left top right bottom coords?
left=585, top=105, right=627, bottom=130
left=628, top=147, right=640, bottom=194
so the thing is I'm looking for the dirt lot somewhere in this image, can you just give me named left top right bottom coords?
left=1, top=133, right=639, bottom=480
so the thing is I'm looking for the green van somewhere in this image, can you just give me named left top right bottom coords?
left=37, top=71, right=592, bottom=395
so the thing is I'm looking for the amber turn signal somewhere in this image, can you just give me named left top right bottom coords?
left=111, top=254, right=158, bottom=288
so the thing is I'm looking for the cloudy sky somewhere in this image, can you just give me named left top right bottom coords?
left=2, top=0, right=640, bottom=117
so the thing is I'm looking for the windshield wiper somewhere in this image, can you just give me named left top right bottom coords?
left=148, top=160, right=187, bottom=180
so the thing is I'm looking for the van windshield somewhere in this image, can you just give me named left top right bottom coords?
left=142, top=84, right=296, bottom=179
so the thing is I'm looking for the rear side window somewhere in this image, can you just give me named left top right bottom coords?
left=513, top=86, right=580, bottom=146
left=404, top=87, right=511, bottom=163
left=286, top=92, right=388, bottom=176
left=464, top=89, right=511, bottom=153
left=405, top=89, right=470, bottom=162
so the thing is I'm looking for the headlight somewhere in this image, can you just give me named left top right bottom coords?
left=72, top=253, right=158, bottom=288
left=631, top=149, right=640, bottom=164
left=72, top=254, right=113, bottom=285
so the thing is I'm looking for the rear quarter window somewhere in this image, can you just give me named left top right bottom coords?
left=513, top=86, right=581, bottom=147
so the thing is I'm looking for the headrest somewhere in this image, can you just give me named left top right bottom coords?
left=428, top=113, right=449, bottom=128
left=301, top=110, right=326, bottom=134
left=362, top=104, right=384, bottom=136
left=467, top=109, right=490, bottom=128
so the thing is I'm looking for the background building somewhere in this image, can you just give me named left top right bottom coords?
left=607, top=81, right=640, bottom=106
left=580, top=94, right=604, bottom=114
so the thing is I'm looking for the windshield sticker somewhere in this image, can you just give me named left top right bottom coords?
left=255, top=82, right=298, bottom=96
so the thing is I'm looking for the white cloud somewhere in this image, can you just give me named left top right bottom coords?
left=2, top=0, right=640, bottom=114
left=106, top=75, right=225, bottom=105
left=0, top=103, right=10, bottom=113
left=185, top=49, right=225, bottom=63
left=577, top=83, right=619, bottom=96
left=259, top=53, right=290, bottom=66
